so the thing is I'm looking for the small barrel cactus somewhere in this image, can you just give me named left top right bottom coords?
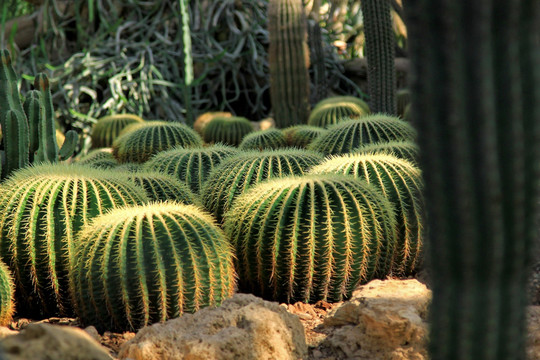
left=308, top=114, right=416, bottom=155
left=224, top=174, right=397, bottom=303
left=316, top=96, right=370, bottom=113
left=144, top=145, right=238, bottom=194
left=238, top=129, right=288, bottom=150
left=201, top=149, right=324, bottom=222
left=126, top=171, right=199, bottom=204
left=311, top=153, right=424, bottom=274
left=193, top=111, right=232, bottom=135
left=202, top=116, right=253, bottom=146
left=282, top=125, right=327, bottom=148
left=113, top=121, right=203, bottom=163
left=0, top=164, right=149, bottom=316
left=91, top=114, right=144, bottom=148
left=71, top=201, right=236, bottom=332
left=308, top=100, right=369, bottom=128
left=77, top=148, right=116, bottom=165
left=0, top=261, right=14, bottom=326
left=354, top=140, right=420, bottom=164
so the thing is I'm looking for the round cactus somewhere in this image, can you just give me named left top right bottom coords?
left=201, top=149, right=324, bottom=223
left=125, top=171, right=199, bottom=204
left=238, top=129, right=288, bottom=150
left=0, top=261, right=15, bottom=326
left=202, top=116, right=253, bottom=146
left=193, top=111, right=232, bottom=135
left=308, top=114, right=417, bottom=155
left=78, top=148, right=118, bottom=169
left=224, top=174, right=397, bottom=303
left=311, top=153, right=424, bottom=274
left=91, top=114, right=145, bottom=148
left=354, top=140, right=420, bottom=164
left=308, top=99, right=369, bottom=128
left=112, top=121, right=203, bottom=163
left=0, top=164, right=149, bottom=316
left=282, top=125, right=327, bottom=148
left=316, top=96, right=370, bottom=113
left=144, top=144, right=238, bottom=194
left=71, top=201, right=236, bottom=331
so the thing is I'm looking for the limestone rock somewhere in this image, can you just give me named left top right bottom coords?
left=528, top=306, right=540, bottom=360
left=0, top=327, right=16, bottom=339
left=319, top=279, right=431, bottom=360
left=0, top=323, right=113, bottom=360
left=118, top=293, right=307, bottom=360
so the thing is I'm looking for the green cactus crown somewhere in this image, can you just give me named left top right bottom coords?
left=238, top=129, right=288, bottom=150
left=202, top=116, right=254, bottom=146
left=91, top=114, right=144, bottom=148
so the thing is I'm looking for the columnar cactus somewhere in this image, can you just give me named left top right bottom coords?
left=308, top=100, right=369, bottom=128
left=307, top=19, right=328, bottom=104
left=71, top=202, right=236, bottom=331
left=405, top=1, right=539, bottom=358
left=354, top=140, right=420, bottom=164
left=396, top=89, right=411, bottom=119
left=91, top=114, right=144, bottom=148
left=224, top=174, right=397, bottom=303
left=0, top=260, right=14, bottom=326
left=360, top=0, right=396, bottom=114
left=268, top=0, right=311, bottom=127
left=202, top=116, right=253, bottom=146
left=201, top=149, right=324, bottom=222
left=238, top=129, right=288, bottom=150
left=126, top=171, right=199, bottom=204
left=145, top=145, right=238, bottom=194
left=282, top=125, right=327, bottom=148
left=311, top=154, right=424, bottom=274
left=112, top=121, right=202, bottom=163
left=308, top=115, right=416, bottom=155
left=0, top=164, right=149, bottom=316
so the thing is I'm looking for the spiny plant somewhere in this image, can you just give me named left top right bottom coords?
left=91, top=114, right=144, bottom=148
left=202, top=116, right=253, bottom=146
left=125, top=171, right=199, bottom=204
left=71, top=201, right=236, bottom=332
left=0, top=164, right=149, bottom=316
left=0, top=260, right=15, bottom=326
left=77, top=148, right=115, bottom=165
left=315, top=96, right=370, bottom=113
left=193, top=111, right=232, bottom=135
left=396, top=89, right=411, bottom=119
left=112, top=121, right=202, bottom=163
left=224, top=174, right=397, bottom=303
left=311, top=153, right=424, bottom=274
left=0, top=50, right=78, bottom=179
left=115, top=162, right=143, bottom=173
left=282, top=125, right=327, bottom=148
left=268, top=0, right=311, bottom=127
left=354, top=140, right=420, bottom=164
left=144, top=144, right=238, bottom=194
left=308, top=114, right=417, bottom=155
left=308, top=100, right=369, bottom=128
left=201, top=149, right=324, bottom=223
left=238, top=129, right=288, bottom=150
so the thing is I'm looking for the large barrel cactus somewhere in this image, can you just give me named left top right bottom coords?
left=308, top=115, right=416, bottom=155
left=144, top=145, right=238, bottom=194
left=202, top=116, right=253, bottom=146
left=0, top=261, right=14, bottom=326
left=282, top=125, right=327, bottom=148
left=354, top=140, right=420, bottom=164
left=308, top=101, right=369, bottom=128
left=224, top=174, right=397, bottom=303
left=77, top=148, right=115, bottom=165
left=91, top=114, right=144, bottom=148
left=0, top=164, right=149, bottom=316
left=201, top=149, right=324, bottom=222
left=71, top=201, right=236, bottom=332
left=311, top=154, right=424, bottom=274
left=268, top=0, right=311, bottom=128
left=405, top=1, right=540, bottom=359
left=316, top=96, right=370, bottom=113
left=125, top=171, right=199, bottom=204
left=112, top=121, right=202, bottom=163
left=193, top=111, right=232, bottom=135
left=238, top=129, right=288, bottom=150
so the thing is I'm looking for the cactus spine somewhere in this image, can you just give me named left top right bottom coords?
left=405, top=1, right=539, bottom=359
left=282, top=125, right=327, bottom=148
left=354, top=140, right=420, bottom=164
left=126, top=171, right=199, bottom=204
left=0, top=260, right=14, bottom=326
left=268, top=0, right=311, bottom=127
left=91, top=114, right=144, bottom=148
left=224, top=175, right=397, bottom=303
left=202, top=116, right=253, bottom=146
left=360, top=0, right=396, bottom=114
left=0, top=164, right=149, bottom=316
left=71, top=202, right=236, bottom=331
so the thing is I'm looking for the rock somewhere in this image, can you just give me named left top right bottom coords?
left=0, top=323, right=113, bottom=360
left=84, top=326, right=101, bottom=343
left=0, top=327, right=16, bottom=339
left=528, top=306, right=540, bottom=360
left=319, top=279, right=431, bottom=360
left=118, top=293, right=307, bottom=360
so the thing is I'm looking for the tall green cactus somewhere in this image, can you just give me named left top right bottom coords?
left=360, top=0, right=396, bottom=114
left=224, top=174, right=397, bottom=303
left=268, top=0, right=311, bottom=127
left=405, top=1, right=539, bottom=359
left=0, top=164, right=149, bottom=316
left=71, top=201, right=236, bottom=331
